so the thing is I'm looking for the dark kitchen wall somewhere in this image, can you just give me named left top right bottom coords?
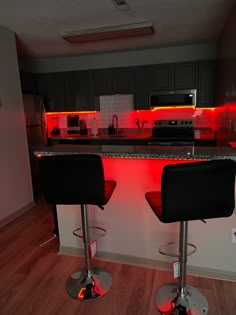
left=19, top=43, right=217, bottom=73
left=216, top=4, right=236, bottom=105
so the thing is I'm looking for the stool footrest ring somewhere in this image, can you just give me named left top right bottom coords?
left=73, top=226, right=107, bottom=239
left=159, top=241, right=197, bottom=258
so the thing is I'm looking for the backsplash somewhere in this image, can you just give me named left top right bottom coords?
left=97, top=94, right=136, bottom=128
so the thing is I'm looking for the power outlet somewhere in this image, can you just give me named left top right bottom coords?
left=231, top=228, right=236, bottom=243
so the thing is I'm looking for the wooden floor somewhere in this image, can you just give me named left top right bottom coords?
left=0, top=201, right=236, bottom=315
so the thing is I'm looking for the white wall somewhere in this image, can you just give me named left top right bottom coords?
left=19, top=42, right=217, bottom=73
left=0, top=26, right=33, bottom=222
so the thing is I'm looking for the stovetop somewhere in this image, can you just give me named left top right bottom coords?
left=153, top=119, right=194, bottom=128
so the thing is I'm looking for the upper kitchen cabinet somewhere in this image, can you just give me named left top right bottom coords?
left=34, top=73, right=51, bottom=111
left=92, top=69, right=113, bottom=95
left=174, top=63, right=196, bottom=89
left=76, top=70, right=95, bottom=111
left=153, top=63, right=196, bottom=91
left=34, top=72, right=66, bottom=111
left=113, top=67, right=134, bottom=94
left=92, top=67, right=134, bottom=95
left=196, top=61, right=216, bottom=107
left=20, top=71, right=36, bottom=94
left=35, top=70, right=95, bottom=112
left=133, top=66, right=154, bottom=109
left=63, top=71, right=79, bottom=111
left=46, top=73, right=66, bottom=112
left=64, top=70, right=95, bottom=111
left=153, top=64, right=173, bottom=90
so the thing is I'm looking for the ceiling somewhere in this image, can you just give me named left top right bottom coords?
left=0, top=0, right=234, bottom=58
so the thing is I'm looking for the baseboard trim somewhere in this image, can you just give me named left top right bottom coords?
left=0, top=201, right=36, bottom=228
left=59, top=245, right=236, bottom=282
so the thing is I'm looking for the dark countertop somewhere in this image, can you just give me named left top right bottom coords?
left=49, top=133, right=150, bottom=139
left=48, top=132, right=217, bottom=147
left=34, top=144, right=236, bottom=161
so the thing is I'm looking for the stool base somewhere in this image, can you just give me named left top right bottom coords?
left=66, top=267, right=112, bottom=301
left=155, top=283, right=208, bottom=314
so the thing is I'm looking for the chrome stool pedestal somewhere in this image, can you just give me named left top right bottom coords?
left=155, top=284, right=208, bottom=315
left=66, top=267, right=112, bottom=301
left=66, top=204, right=112, bottom=301
left=155, top=221, right=208, bottom=315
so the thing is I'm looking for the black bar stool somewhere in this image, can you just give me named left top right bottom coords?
left=145, top=159, right=236, bottom=315
left=40, top=154, right=116, bottom=301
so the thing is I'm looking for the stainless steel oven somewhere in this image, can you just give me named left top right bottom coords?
left=148, top=119, right=195, bottom=145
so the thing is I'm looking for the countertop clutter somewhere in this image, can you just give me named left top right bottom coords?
left=35, top=144, right=236, bottom=161
left=47, top=126, right=217, bottom=145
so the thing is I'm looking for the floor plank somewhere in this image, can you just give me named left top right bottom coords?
left=0, top=200, right=236, bottom=315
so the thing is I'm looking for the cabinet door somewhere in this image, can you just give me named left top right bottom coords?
left=92, top=69, right=114, bottom=95
left=47, top=73, right=66, bottom=112
left=153, top=65, right=173, bottom=90
left=64, top=71, right=79, bottom=111
left=197, top=62, right=216, bottom=107
left=174, top=63, right=195, bottom=89
left=78, top=71, right=95, bottom=111
left=34, top=74, right=52, bottom=111
left=20, top=72, right=36, bottom=94
left=114, top=67, right=134, bottom=94
left=134, top=66, right=154, bottom=109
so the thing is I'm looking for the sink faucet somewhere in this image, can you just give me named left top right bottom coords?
left=112, top=114, right=119, bottom=135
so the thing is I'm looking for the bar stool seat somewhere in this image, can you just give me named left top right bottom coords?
left=40, top=154, right=116, bottom=301
left=145, top=159, right=236, bottom=315
left=145, top=191, right=162, bottom=217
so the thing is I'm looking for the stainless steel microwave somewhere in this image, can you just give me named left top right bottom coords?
left=149, top=89, right=197, bottom=107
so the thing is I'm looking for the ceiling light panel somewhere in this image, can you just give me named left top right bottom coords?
left=61, top=21, right=154, bottom=44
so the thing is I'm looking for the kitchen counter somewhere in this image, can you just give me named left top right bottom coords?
left=35, top=144, right=236, bottom=160
left=41, top=145, right=236, bottom=280
left=48, top=133, right=150, bottom=146
left=48, top=132, right=217, bottom=147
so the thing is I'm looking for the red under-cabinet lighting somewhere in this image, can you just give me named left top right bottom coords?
left=151, top=106, right=216, bottom=112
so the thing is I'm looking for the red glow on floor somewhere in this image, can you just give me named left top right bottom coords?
left=78, top=288, right=86, bottom=299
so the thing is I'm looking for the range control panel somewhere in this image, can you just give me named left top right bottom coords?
left=153, top=119, right=194, bottom=128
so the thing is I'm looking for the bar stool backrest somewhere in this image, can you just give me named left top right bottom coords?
left=40, top=154, right=105, bottom=205
left=161, top=159, right=236, bottom=223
